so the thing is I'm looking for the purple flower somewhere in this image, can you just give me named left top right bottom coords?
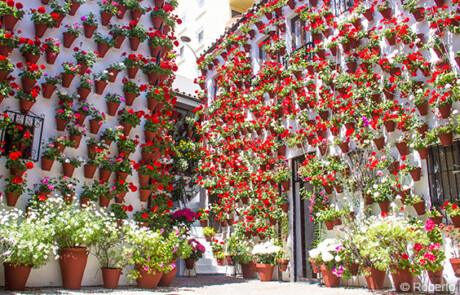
left=362, top=116, right=370, bottom=127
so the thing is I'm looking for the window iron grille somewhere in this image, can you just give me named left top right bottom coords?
left=283, top=41, right=315, bottom=67
left=330, top=0, right=354, bottom=16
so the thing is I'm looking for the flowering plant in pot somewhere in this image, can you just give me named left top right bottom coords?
left=30, top=6, right=59, bottom=37
left=203, top=226, right=215, bottom=242
left=316, top=207, right=344, bottom=230
left=74, top=50, right=97, bottom=75
left=125, top=0, right=146, bottom=21
left=211, top=239, right=225, bottom=265
left=56, top=176, right=78, bottom=203
left=123, top=53, right=145, bottom=78
left=197, top=208, right=210, bottom=227
left=0, top=80, right=11, bottom=103
left=42, top=37, right=60, bottom=64
left=93, top=71, right=110, bottom=95
left=252, top=240, right=281, bottom=282
left=94, top=32, right=114, bottom=58
left=126, top=20, right=148, bottom=50
left=18, top=38, right=42, bottom=63
left=62, top=23, right=82, bottom=48
left=36, top=198, right=108, bottom=289
left=226, top=233, right=255, bottom=277
left=443, top=201, right=460, bottom=227
left=58, top=156, right=83, bottom=178
left=183, top=238, right=205, bottom=270
left=0, top=0, right=25, bottom=30
left=6, top=150, right=32, bottom=176
left=18, top=63, right=45, bottom=93
left=88, top=107, right=105, bottom=135
left=0, top=208, right=58, bottom=291
left=403, top=194, right=426, bottom=216
left=98, top=0, right=119, bottom=26
left=142, top=59, right=172, bottom=84
left=117, top=108, right=142, bottom=135
left=116, top=135, right=138, bottom=158
left=147, top=31, right=173, bottom=57
left=110, top=203, right=132, bottom=221
left=101, top=126, right=122, bottom=145
left=61, top=62, right=80, bottom=88
left=67, top=123, right=86, bottom=148
left=309, top=239, right=343, bottom=287
left=105, top=93, right=123, bottom=116
left=106, top=61, right=125, bottom=82
left=41, top=142, right=60, bottom=171
left=76, top=74, right=92, bottom=100
left=34, top=176, right=56, bottom=196
left=0, top=54, right=13, bottom=80
left=4, top=176, right=26, bottom=206
left=0, top=30, right=18, bottom=57
left=109, top=25, right=127, bottom=49
left=122, top=79, right=142, bottom=106
left=15, top=89, right=39, bottom=113
left=75, top=102, right=93, bottom=125
left=55, top=104, right=73, bottom=131
left=113, top=158, right=134, bottom=181
left=414, top=242, right=445, bottom=285
left=42, top=74, right=60, bottom=98
left=367, top=178, right=394, bottom=215
left=81, top=13, right=98, bottom=38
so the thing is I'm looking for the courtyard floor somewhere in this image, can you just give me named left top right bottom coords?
left=2, top=275, right=373, bottom=295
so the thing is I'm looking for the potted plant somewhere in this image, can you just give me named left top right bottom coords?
left=226, top=234, right=255, bottom=278
left=88, top=107, right=105, bottom=134
left=41, top=142, right=60, bottom=171
left=18, top=63, right=44, bottom=93
left=0, top=210, right=57, bottom=291
left=41, top=74, right=60, bottom=98
left=203, top=226, right=215, bottom=242
left=77, top=74, right=92, bottom=100
left=105, top=93, right=123, bottom=116
left=63, top=23, right=82, bottom=48
left=0, top=0, right=25, bottom=30
left=59, top=156, right=83, bottom=177
left=123, top=53, right=144, bottom=78
left=309, top=239, right=343, bottom=287
left=404, top=194, right=426, bottom=216
left=252, top=241, right=281, bottom=282
left=30, top=6, right=58, bottom=37
left=43, top=37, right=60, bottom=64
left=443, top=201, right=460, bottom=227
left=15, top=89, right=38, bottom=113
left=99, top=0, right=119, bottom=26
left=117, top=108, right=143, bottom=136
left=4, top=175, right=26, bottom=206
left=0, top=54, right=13, bottom=81
left=61, top=62, right=80, bottom=88
left=109, top=25, right=127, bottom=49
left=126, top=20, right=148, bottom=50
left=106, top=61, right=125, bottom=82
left=197, top=208, right=210, bottom=227
left=122, top=79, right=142, bottom=106
left=93, top=71, right=110, bottom=94
left=74, top=50, right=97, bottom=75
left=94, top=32, right=114, bottom=58
left=81, top=13, right=98, bottom=38
left=67, top=123, right=86, bottom=148
left=184, top=238, right=205, bottom=270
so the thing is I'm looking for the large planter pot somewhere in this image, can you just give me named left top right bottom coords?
left=158, top=266, right=177, bottom=287
left=184, top=258, right=195, bottom=270
left=5, top=191, right=19, bottom=206
left=59, top=247, right=88, bottom=289
left=241, top=262, right=256, bottom=279
left=391, top=268, right=413, bottom=292
left=101, top=268, right=121, bottom=289
left=255, top=264, right=274, bottom=282
left=365, top=267, right=386, bottom=290
left=427, top=268, right=443, bottom=284
left=3, top=263, right=32, bottom=291
left=41, top=156, right=54, bottom=171
left=320, top=264, right=340, bottom=288
left=136, top=267, right=162, bottom=289
left=450, top=258, right=460, bottom=277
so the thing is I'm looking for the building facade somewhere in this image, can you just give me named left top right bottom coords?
left=198, top=0, right=460, bottom=289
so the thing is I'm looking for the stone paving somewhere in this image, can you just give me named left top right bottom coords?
left=1, top=275, right=375, bottom=295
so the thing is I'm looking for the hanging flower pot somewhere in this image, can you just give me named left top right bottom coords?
left=121, top=123, right=132, bottom=136
left=100, top=11, right=113, bottom=26
left=413, top=201, right=426, bottom=215
left=199, top=219, right=208, bottom=227
left=378, top=200, right=390, bottom=214
left=97, top=42, right=110, bottom=58
left=41, top=156, right=55, bottom=171
left=45, top=51, right=58, bottom=64
left=59, top=247, right=88, bottom=289
left=5, top=192, right=19, bottom=206
left=69, top=134, right=82, bottom=148
left=34, top=23, right=48, bottom=38
left=21, top=77, right=36, bottom=93
left=101, top=268, right=121, bottom=289
left=138, top=174, right=150, bottom=186
left=61, top=73, right=75, bottom=88
left=42, top=83, right=56, bottom=99
left=89, top=119, right=102, bottom=134
left=68, top=1, right=80, bottom=15
left=63, top=32, right=77, bottom=48
left=409, top=167, right=421, bottom=182
left=3, top=263, right=32, bottom=291
left=23, top=52, right=40, bottom=64
left=339, top=142, right=349, bottom=153
left=365, top=267, right=386, bottom=290
left=451, top=215, right=460, bottom=227
left=99, top=168, right=112, bottom=183
left=320, top=265, right=340, bottom=287
left=83, top=163, right=97, bottom=179
left=83, top=24, right=97, bottom=38
left=158, top=266, right=176, bottom=287
left=99, top=195, right=111, bottom=208
left=124, top=92, right=137, bottom=106
left=427, top=268, right=443, bottom=284
left=450, top=258, right=460, bottom=277
left=438, top=131, right=453, bottom=147
left=117, top=4, right=127, bottom=19
left=373, top=137, right=385, bottom=150
left=107, top=68, right=120, bottom=82
left=416, top=101, right=429, bottom=116
left=151, top=15, right=164, bottom=29
left=384, top=120, right=396, bottom=132
left=255, top=264, right=274, bottom=282
left=391, top=268, right=413, bottom=293
left=77, top=87, right=91, bottom=100
left=116, top=171, right=128, bottom=181
left=395, top=141, right=409, bottom=156
left=113, top=34, right=125, bottom=49
left=417, top=147, right=428, bottom=160
left=55, top=117, right=67, bottom=131
left=106, top=101, right=120, bottom=116
left=136, top=266, right=162, bottom=289
left=3, top=14, right=19, bottom=31
left=95, top=80, right=108, bottom=95
left=139, top=189, right=151, bottom=202
left=127, top=66, right=139, bottom=78
left=434, top=0, right=445, bottom=6
left=154, top=0, right=165, bottom=8
left=438, top=103, right=452, bottom=119
left=325, top=220, right=335, bottom=230
left=379, top=7, right=392, bottom=19
left=129, top=37, right=141, bottom=51
left=19, top=99, right=35, bottom=113
left=62, top=163, right=76, bottom=177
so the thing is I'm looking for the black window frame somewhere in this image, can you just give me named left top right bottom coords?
left=330, top=0, right=355, bottom=16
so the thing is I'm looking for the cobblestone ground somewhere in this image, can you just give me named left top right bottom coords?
left=2, top=275, right=374, bottom=295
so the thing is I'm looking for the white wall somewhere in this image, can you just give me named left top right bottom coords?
left=0, top=0, right=176, bottom=287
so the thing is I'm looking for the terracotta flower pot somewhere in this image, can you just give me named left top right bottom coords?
left=116, top=171, right=128, bottom=181
left=42, top=83, right=56, bottom=99
left=34, top=23, right=48, bottom=38
left=395, top=141, right=409, bottom=156
left=450, top=258, right=460, bottom=277
left=378, top=200, right=391, bottom=214
left=439, top=132, right=453, bottom=147
left=365, top=267, right=386, bottom=290
left=384, top=120, right=396, bottom=132
left=107, top=68, right=120, bottom=82
left=63, top=32, right=77, bottom=48
left=113, top=35, right=125, bottom=49
left=69, top=134, right=82, bottom=148
left=99, top=168, right=112, bottom=183
left=255, top=264, right=274, bottom=282
left=100, top=11, right=113, bottom=26
left=413, top=202, right=426, bottom=216
left=136, top=267, right=162, bottom=289
left=438, top=103, right=452, bottom=119
left=127, top=66, right=139, bottom=78
left=451, top=215, right=460, bottom=227
left=427, top=268, right=443, bottom=284
left=83, top=24, right=97, bottom=38
left=68, top=1, right=80, bottom=15
left=101, top=268, right=121, bottom=289
left=59, top=247, right=88, bottom=289
left=84, top=163, right=97, bottom=179
left=410, top=167, right=421, bottom=181
left=158, top=266, right=177, bottom=287
left=278, top=259, right=289, bottom=272
left=151, top=15, right=164, bottom=29
left=3, top=14, right=19, bottom=31
left=21, top=77, right=36, bottom=93
left=124, top=92, right=137, bottom=106
left=89, top=119, right=102, bottom=135
left=5, top=191, right=19, bottom=206
left=117, top=5, right=127, bottom=18
left=46, top=51, right=58, bottom=64
left=241, top=262, right=256, bottom=279
left=391, top=268, right=413, bottom=292
left=130, top=9, right=143, bottom=21
left=106, top=101, right=120, bottom=116
left=63, top=163, right=76, bottom=177
left=61, top=73, right=75, bottom=88
left=99, top=196, right=111, bottom=208
left=3, top=263, right=32, bottom=291
left=184, top=258, right=195, bottom=270
left=373, top=137, right=385, bottom=150
left=138, top=174, right=150, bottom=186
left=55, top=117, right=67, bottom=131
left=19, top=99, right=35, bottom=113
left=23, top=52, right=40, bottom=63
left=41, top=156, right=54, bottom=171
left=325, top=220, right=335, bottom=230
left=417, top=147, right=428, bottom=160
left=320, top=264, right=340, bottom=288
left=199, top=219, right=208, bottom=227
left=416, top=101, right=429, bottom=116
left=77, top=87, right=91, bottom=100
left=97, top=42, right=110, bottom=58
left=95, top=80, right=108, bottom=95
left=139, top=189, right=151, bottom=202
left=129, top=37, right=141, bottom=51
left=121, top=123, right=132, bottom=136
left=348, top=263, right=359, bottom=276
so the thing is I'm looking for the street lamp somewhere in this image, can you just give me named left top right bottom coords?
left=180, top=35, right=199, bottom=61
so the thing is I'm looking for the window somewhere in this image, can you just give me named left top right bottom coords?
left=258, top=38, right=268, bottom=63
left=330, top=0, right=354, bottom=16
left=290, top=16, right=307, bottom=50
left=197, top=30, right=204, bottom=44
left=0, top=111, right=44, bottom=161
left=427, top=141, right=460, bottom=206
